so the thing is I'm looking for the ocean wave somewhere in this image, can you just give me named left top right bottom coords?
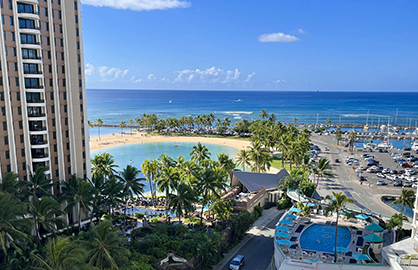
left=342, top=114, right=389, bottom=118
left=234, top=116, right=242, bottom=119
left=214, top=111, right=253, bottom=115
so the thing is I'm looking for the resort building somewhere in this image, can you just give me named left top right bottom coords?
left=224, top=169, right=289, bottom=212
left=0, top=0, right=89, bottom=190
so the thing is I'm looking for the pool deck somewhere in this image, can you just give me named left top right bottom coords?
left=278, top=212, right=386, bottom=265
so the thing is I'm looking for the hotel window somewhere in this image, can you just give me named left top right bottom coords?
left=58, top=11, right=61, bottom=19
left=64, top=105, right=67, bottom=113
left=18, top=107, right=21, bottom=115
left=19, top=121, right=22, bottom=129
left=16, top=92, right=20, bottom=101
left=66, top=143, right=69, bottom=150
left=1, top=107, right=4, bottom=115
left=14, top=63, right=17, bottom=71
left=63, top=92, right=66, bottom=100
left=50, top=92, right=54, bottom=100
left=12, top=47, right=16, bottom=56
left=9, top=16, right=13, bottom=25
left=22, top=162, right=26, bottom=171
left=52, top=118, right=55, bottom=127
left=74, top=1, right=77, bottom=10
left=59, top=25, right=62, bottom=33
left=65, top=118, right=68, bottom=125
left=53, top=132, right=56, bottom=139
left=44, top=8, right=48, bottom=17
left=46, top=37, right=50, bottom=45
left=20, top=135, right=23, bottom=143
left=75, top=15, right=78, bottom=24
left=15, top=77, right=19, bottom=86
left=68, top=167, right=71, bottom=174
left=8, top=1, right=11, bottom=10
left=66, top=130, right=68, bottom=138
left=67, top=155, right=70, bottom=162
left=2, top=15, right=4, bottom=25
left=6, top=165, right=11, bottom=173
left=11, top=32, right=14, bottom=41
left=3, top=121, right=7, bottom=130
left=62, top=66, right=65, bottom=74
left=63, top=79, right=66, bottom=87
left=4, top=136, right=8, bottom=145
left=55, top=157, right=58, bottom=164
left=49, top=65, right=52, bottom=73
left=61, top=52, right=64, bottom=60
left=51, top=105, right=54, bottom=113
left=21, top=149, right=25, bottom=157
left=6, top=151, right=9, bottom=159
left=54, top=144, right=57, bottom=152
left=77, top=41, right=80, bottom=49
left=55, top=170, right=58, bottom=177
left=76, top=28, right=79, bottom=36
left=60, top=39, right=63, bottom=47
left=45, top=22, right=49, bottom=31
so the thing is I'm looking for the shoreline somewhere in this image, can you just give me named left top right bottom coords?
left=89, top=131, right=251, bottom=152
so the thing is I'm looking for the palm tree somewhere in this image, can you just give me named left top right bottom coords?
left=29, top=197, right=66, bottom=244
left=348, top=130, right=357, bottom=151
left=102, top=176, right=124, bottom=215
left=301, top=154, right=311, bottom=179
left=128, top=119, right=134, bottom=135
left=156, top=167, right=180, bottom=220
left=336, top=126, right=342, bottom=145
left=392, top=189, right=415, bottom=215
left=249, top=140, right=272, bottom=173
left=276, top=134, right=290, bottom=168
left=60, top=176, right=95, bottom=232
left=223, top=117, right=231, bottom=129
left=236, top=149, right=251, bottom=172
left=217, top=153, right=236, bottom=171
left=119, top=120, right=126, bottom=136
left=194, top=167, right=227, bottom=225
left=287, top=141, right=301, bottom=170
left=386, top=213, right=405, bottom=243
left=32, top=236, right=87, bottom=270
left=293, top=117, right=298, bottom=124
left=269, top=113, right=276, bottom=123
left=25, top=166, right=53, bottom=200
left=324, top=192, right=353, bottom=263
left=190, top=143, right=211, bottom=164
left=95, top=118, right=103, bottom=140
left=0, top=193, right=32, bottom=258
left=91, top=152, right=119, bottom=180
left=0, top=172, right=24, bottom=199
left=117, top=165, right=145, bottom=227
left=82, top=221, right=130, bottom=269
left=169, top=183, right=196, bottom=223
left=259, top=109, right=268, bottom=119
left=313, top=158, right=333, bottom=195
left=142, top=159, right=159, bottom=207
left=87, top=120, right=94, bottom=129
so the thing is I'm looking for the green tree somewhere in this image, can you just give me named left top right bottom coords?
left=102, top=176, right=124, bottom=216
left=386, top=213, right=405, bottom=243
left=336, top=126, right=342, bottom=145
left=25, top=166, right=53, bottom=201
left=142, top=159, right=159, bottom=207
left=209, top=198, right=234, bottom=221
left=249, top=140, right=272, bottom=173
left=156, top=167, right=180, bottom=220
left=82, top=221, right=130, bottom=269
left=60, top=175, right=95, bottom=232
left=313, top=158, right=333, bottom=195
left=119, top=120, right=126, bottom=136
left=0, top=193, right=32, bottom=258
left=32, top=236, right=87, bottom=270
left=217, top=153, right=236, bottom=171
left=0, top=172, right=24, bottom=199
left=29, top=197, right=66, bottom=244
left=348, top=131, right=357, bottom=151
left=324, top=192, right=353, bottom=263
left=91, top=152, right=119, bottom=180
left=117, top=165, right=145, bottom=227
left=299, top=180, right=315, bottom=198
left=169, top=183, right=196, bottom=223
left=392, top=189, right=415, bottom=215
left=190, top=143, right=211, bottom=164
left=95, top=118, right=103, bottom=140
left=293, top=117, right=298, bottom=124
left=269, top=113, right=276, bottom=123
left=235, top=149, right=251, bottom=172
left=259, top=109, right=268, bottom=119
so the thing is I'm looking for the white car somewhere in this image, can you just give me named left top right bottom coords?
left=377, top=180, right=386, bottom=186
left=412, top=183, right=418, bottom=188
left=376, top=173, right=386, bottom=178
left=355, top=168, right=363, bottom=173
left=382, top=168, right=391, bottom=174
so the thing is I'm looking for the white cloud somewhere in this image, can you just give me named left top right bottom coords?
left=258, top=32, right=300, bottom=43
left=174, top=67, right=249, bottom=84
left=147, top=74, right=156, bottom=81
left=244, top=72, right=255, bottom=83
left=273, top=80, right=287, bottom=84
left=81, top=0, right=191, bottom=11
left=85, top=63, right=129, bottom=82
left=298, top=28, right=306, bottom=34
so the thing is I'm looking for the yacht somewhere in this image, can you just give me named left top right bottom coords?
left=378, top=141, right=392, bottom=149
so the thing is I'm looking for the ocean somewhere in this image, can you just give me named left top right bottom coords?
left=86, top=90, right=418, bottom=127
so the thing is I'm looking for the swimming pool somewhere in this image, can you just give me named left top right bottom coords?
left=299, top=224, right=351, bottom=253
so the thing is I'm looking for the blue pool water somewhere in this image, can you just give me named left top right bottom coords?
left=299, top=224, right=351, bottom=253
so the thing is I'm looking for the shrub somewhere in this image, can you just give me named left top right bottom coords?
left=299, top=180, right=315, bottom=198
left=277, top=196, right=292, bottom=210
left=135, top=213, right=144, bottom=219
left=254, top=206, right=263, bottom=218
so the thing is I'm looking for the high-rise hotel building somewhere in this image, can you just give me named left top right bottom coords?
left=0, top=0, right=90, bottom=190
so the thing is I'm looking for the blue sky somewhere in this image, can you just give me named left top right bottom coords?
left=81, top=0, right=418, bottom=91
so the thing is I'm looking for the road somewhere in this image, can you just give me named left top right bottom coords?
left=220, top=213, right=283, bottom=270
left=311, top=134, right=403, bottom=218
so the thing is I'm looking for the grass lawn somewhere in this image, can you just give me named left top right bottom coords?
left=271, top=157, right=292, bottom=171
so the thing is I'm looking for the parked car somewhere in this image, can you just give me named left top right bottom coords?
left=403, top=152, right=411, bottom=158
left=393, top=180, right=403, bottom=186
left=404, top=181, right=413, bottom=187
left=376, top=173, right=386, bottom=178
left=401, top=163, right=414, bottom=168
left=382, top=167, right=391, bottom=174
left=412, top=183, right=418, bottom=188
left=335, top=159, right=341, bottom=163
left=377, top=180, right=387, bottom=186
left=359, top=176, right=367, bottom=181
left=355, top=168, right=363, bottom=173
left=390, top=170, right=398, bottom=174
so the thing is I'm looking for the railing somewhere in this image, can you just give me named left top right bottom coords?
left=27, top=99, right=44, bottom=103
left=28, top=113, right=45, bottom=117
left=25, top=85, right=43, bottom=89
left=32, top=154, right=48, bottom=158
left=31, top=140, right=47, bottom=145
left=21, top=42, right=40, bottom=45
left=233, top=187, right=266, bottom=211
left=24, top=70, right=42, bottom=74
left=19, top=26, right=40, bottom=30
left=287, top=188, right=392, bottom=221
left=29, top=127, right=46, bottom=131
left=22, top=56, right=41, bottom=60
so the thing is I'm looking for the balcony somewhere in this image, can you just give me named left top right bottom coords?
left=32, top=153, right=48, bottom=159
left=28, top=112, right=45, bottom=117
left=31, top=140, right=47, bottom=145
left=24, top=70, right=42, bottom=75
left=27, top=99, right=44, bottom=103
left=21, top=41, right=40, bottom=45
left=19, top=25, right=40, bottom=30
left=29, top=126, right=46, bottom=132
left=25, top=85, right=43, bottom=89
left=22, top=55, right=41, bottom=60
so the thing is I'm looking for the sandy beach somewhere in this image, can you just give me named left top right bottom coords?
left=89, top=131, right=251, bottom=152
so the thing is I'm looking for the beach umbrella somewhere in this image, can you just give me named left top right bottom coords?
left=276, top=226, right=290, bottom=232
left=289, top=207, right=301, bottom=213
left=353, top=254, right=371, bottom=261
left=279, top=220, right=293, bottom=225
left=284, top=214, right=297, bottom=220
left=277, top=239, right=292, bottom=245
left=303, top=202, right=315, bottom=207
left=275, top=232, right=290, bottom=238
left=355, top=213, right=370, bottom=220
left=332, top=246, right=349, bottom=253
left=338, top=209, right=352, bottom=214
left=363, top=233, right=383, bottom=243
left=365, top=223, right=384, bottom=232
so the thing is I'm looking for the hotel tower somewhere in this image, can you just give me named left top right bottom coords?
left=0, top=0, right=90, bottom=191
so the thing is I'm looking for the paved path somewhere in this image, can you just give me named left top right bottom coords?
left=213, top=208, right=284, bottom=270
